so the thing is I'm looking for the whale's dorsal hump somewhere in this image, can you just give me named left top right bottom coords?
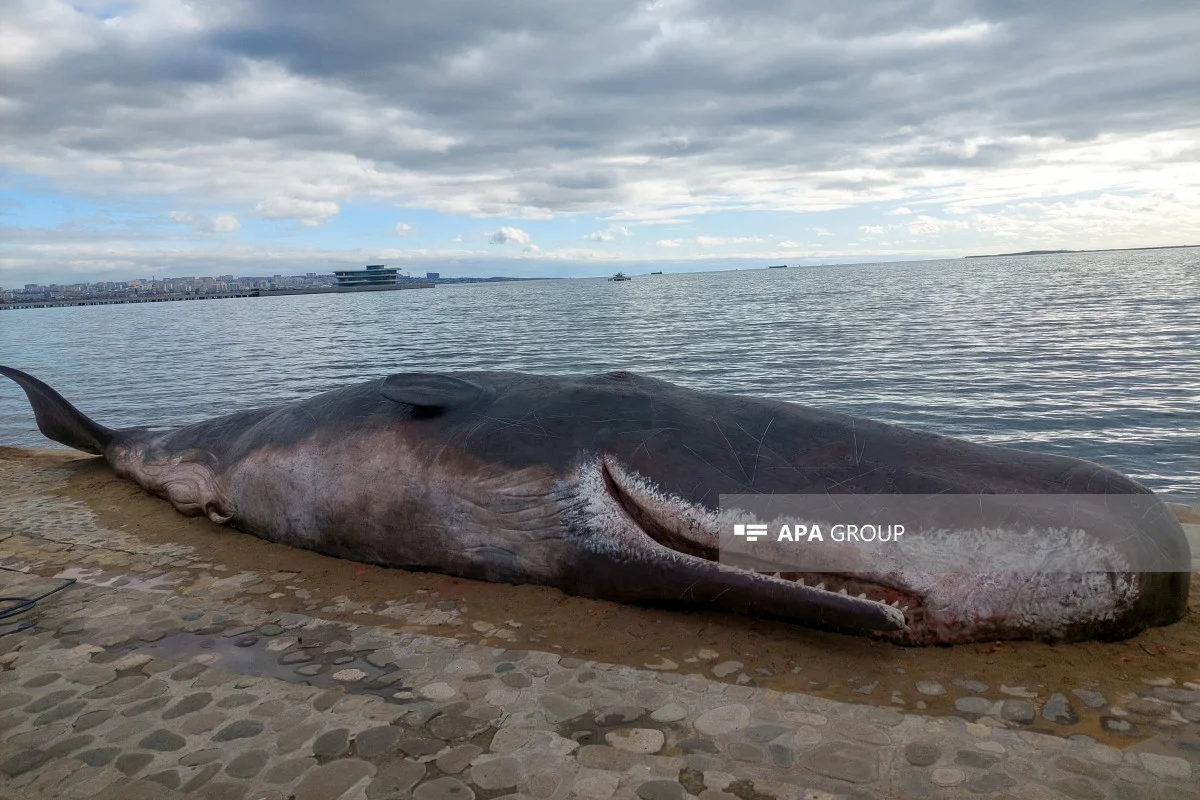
left=380, top=373, right=486, bottom=412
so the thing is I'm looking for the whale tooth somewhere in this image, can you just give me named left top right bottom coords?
left=901, top=605, right=910, bottom=612
left=857, top=593, right=867, bottom=599
left=838, top=588, right=848, bottom=595
left=796, top=578, right=805, bottom=586
left=889, top=600, right=900, bottom=607
left=815, top=582, right=825, bottom=591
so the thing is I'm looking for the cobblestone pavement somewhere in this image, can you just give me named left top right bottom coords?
left=1, top=569, right=1198, bottom=800
left=0, top=455, right=1198, bottom=799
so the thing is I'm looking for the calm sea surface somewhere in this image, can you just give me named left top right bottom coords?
left=2, top=250, right=1198, bottom=498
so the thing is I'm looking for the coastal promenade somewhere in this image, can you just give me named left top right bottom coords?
left=0, top=284, right=435, bottom=311
left=0, top=450, right=1197, bottom=800
left=0, top=291, right=260, bottom=310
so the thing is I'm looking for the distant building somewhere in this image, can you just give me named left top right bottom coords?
left=426, top=272, right=440, bottom=280
left=334, top=264, right=399, bottom=288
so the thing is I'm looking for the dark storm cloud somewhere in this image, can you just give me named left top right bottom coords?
left=0, top=0, right=1197, bottom=221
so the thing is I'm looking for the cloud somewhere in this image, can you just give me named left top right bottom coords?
left=695, top=235, right=765, bottom=246
left=655, top=239, right=682, bottom=247
left=210, top=213, right=241, bottom=232
left=907, top=215, right=969, bottom=236
left=2, top=0, right=1199, bottom=281
left=488, top=226, right=532, bottom=245
left=603, top=207, right=710, bottom=225
left=394, top=222, right=415, bottom=236
left=812, top=227, right=833, bottom=236
left=779, top=240, right=802, bottom=247
left=583, top=224, right=632, bottom=242
left=968, top=192, right=1200, bottom=246
left=255, top=197, right=340, bottom=226
left=857, top=225, right=884, bottom=234
left=168, top=210, right=240, bottom=232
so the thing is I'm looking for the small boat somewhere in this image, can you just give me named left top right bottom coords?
left=768, top=264, right=788, bottom=269
left=649, top=271, right=663, bottom=275
left=608, top=272, right=631, bottom=282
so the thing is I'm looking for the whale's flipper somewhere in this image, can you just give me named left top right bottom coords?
left=0, top=366, right=113, bottom=455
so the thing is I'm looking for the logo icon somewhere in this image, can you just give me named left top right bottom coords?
left=733, top=523, right=769, bottom=542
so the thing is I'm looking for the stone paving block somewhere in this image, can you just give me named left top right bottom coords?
left=0, top=553, right=1195, bottom=800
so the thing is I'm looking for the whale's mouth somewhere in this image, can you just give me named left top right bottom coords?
left=597, top=455, right=928, bottom=639
left=594, top=455, right=1160, bottom=645
left=599, top=456, right=719, bottom=560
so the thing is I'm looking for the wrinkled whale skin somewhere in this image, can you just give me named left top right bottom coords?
left=1, top=365, right=1189, bottom=645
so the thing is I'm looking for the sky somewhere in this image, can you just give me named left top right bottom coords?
left=1, top=0, right=1198, bottom=286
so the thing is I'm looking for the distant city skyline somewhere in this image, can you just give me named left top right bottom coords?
left=2, top=268, right=534, bottom=296
left=0, top=253, right=942, bottom=291
left=2, top=1, right=1197, bottom=287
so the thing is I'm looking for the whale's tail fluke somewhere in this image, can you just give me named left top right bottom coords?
left=0, top=365, right=113, bottom=455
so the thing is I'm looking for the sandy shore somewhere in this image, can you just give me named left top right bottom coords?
left=1, top=447, right=1198, bottom=750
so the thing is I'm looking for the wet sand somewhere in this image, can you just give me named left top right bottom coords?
left=3, top=447, right=1198, bottom=748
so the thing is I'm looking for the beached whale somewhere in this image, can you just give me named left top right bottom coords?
left=1, top=365, right=1188, bottom=644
